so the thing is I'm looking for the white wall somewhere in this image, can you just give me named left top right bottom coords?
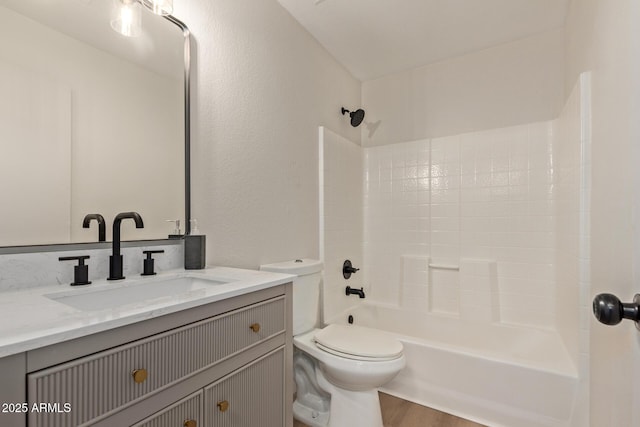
left=173, top=0, right=361, bottom=269
left=553, top=73, right=592, bottom=427
left=362, top=29, right=565, bottom=146
left=564, top=0, right=640, bottom=425
left=0, top=62, right=71, bottom=246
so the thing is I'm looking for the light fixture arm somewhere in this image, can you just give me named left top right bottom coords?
left=138, top=0, right=173, bottom=16
left=111, top=0, right=175, bottom=37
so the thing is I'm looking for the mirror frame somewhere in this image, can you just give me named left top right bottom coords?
left=167, top=14, right=192, bottom=237
left=0, top=12, right=192, bottom=254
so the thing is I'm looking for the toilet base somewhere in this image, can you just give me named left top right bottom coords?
left=294, top=385, right=383, bottom=427
left=293, top=353, right=385, bottom=427
left=293, top=400, right=330, bottom=427
left=316, top=367, right=383, bottom=427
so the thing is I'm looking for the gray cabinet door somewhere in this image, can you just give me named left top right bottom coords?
left=205, top=347, right=285, bottom=427
left=131, top=390, right=202, bottom=427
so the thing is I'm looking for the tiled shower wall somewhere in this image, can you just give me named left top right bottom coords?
left=364, top=122, right=557, bottom=328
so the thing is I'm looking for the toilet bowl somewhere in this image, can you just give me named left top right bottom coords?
left=296, top=324, right=405, bottom=391
left=260, top=259, right=405, bottom=427
left=294, top=325, right=406, bottom=427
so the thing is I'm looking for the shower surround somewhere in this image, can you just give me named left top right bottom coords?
left=363, top=120, right=556, bottom=327
left=319, top=74, right=590, bottom=427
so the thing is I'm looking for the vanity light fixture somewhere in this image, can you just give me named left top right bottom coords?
left=110, top=0, right=142, bottom=37
left=149, top=0, right=173, bottom=16
left=111, top=0, right=174, bottom=38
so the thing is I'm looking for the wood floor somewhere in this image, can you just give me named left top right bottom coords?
left=293, top=392, right=487, bottom=427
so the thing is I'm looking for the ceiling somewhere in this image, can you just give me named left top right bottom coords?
left=277, top=0, right=570, bottom=81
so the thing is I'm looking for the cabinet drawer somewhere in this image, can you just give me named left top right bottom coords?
left=204, top=347, right=284, bottom=427
left=131, top=390, right=201, bottom=427
left=27, top=296, right=285, bottom=426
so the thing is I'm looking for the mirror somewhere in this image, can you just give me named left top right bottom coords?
left=0, top=0, right=189, bottom=247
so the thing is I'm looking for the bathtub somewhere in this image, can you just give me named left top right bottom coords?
left=336, top=304, right=579, bottom=427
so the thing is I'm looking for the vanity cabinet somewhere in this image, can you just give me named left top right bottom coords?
left=130, top=347, right=284, bottom=427
left=204, top=348, right=284, bottom=427
left=0, top=284, right=292, bottom=427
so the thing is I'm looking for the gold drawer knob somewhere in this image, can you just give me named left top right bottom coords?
left=249, top=323, right=261, bottom=333
left=132, top=369, right=148, bottom=384
left=217, top=400, right=229, bottom=412
left=183, top=420, right=197, bottom=427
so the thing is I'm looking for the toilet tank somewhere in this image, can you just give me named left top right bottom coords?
left=260, top=259, right=323, bottom=335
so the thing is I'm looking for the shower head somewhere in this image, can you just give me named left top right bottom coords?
left=341, top=107, right=365, bottom=127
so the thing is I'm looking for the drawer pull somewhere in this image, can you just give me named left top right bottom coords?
left=249, top=323, right=261, bottom=333
left=217, top=400, right=230, bottom=412
left=183, top=420, right=197, bottom=427
left=132, top=369, right=148, bottom=384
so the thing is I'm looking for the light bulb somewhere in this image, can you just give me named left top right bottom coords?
left=110, top=0, right=142, bottom=37
left=150, top=0, right=173, bottom=16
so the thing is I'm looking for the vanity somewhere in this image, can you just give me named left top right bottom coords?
left=0, top=268, right=294, bottom=427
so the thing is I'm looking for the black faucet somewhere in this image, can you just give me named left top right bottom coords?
left=59, top=255, right=92, bottom=286
left=108, top=212, right=144, bottom=280
left=82, top=214, right=106, bottom=242
left=346, top=286, right=366, bottom=298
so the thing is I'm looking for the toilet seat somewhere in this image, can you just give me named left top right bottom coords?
left=294, top=327, right=406, bottom=392
left=314, top=324, right=403, bottom=361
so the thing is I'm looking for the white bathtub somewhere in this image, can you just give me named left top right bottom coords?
left=337, top=304, right=579, bottom=427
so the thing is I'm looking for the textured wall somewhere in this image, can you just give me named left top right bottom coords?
left=173, top=0, right=361, bottom=269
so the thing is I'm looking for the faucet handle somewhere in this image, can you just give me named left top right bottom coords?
left=141, top=250, right=165, bottom=276
left=59, top=256, right=92, bottom=286
left=342, top=260, right=360, bottom=279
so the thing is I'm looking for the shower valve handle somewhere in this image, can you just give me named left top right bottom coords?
left=342, top=260, right=360, bottom=279
left=592, top=293, right=640, bottom=329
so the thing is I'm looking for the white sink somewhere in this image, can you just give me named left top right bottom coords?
left=45, top=276, right=232, bottom=311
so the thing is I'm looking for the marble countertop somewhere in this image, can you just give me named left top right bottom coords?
left=0, top=267, right=294, bottom=358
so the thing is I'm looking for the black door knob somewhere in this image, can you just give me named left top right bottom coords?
left=592, top=293, right=640, bottom=328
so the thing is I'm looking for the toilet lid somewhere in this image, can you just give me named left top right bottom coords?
left=314, top=324, right=403, bottom=359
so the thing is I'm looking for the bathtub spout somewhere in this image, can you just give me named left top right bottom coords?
left=346, top=286, right=365, bottom=298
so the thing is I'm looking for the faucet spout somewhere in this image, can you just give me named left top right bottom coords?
left=82, top=213, right=106, bottom=242
left=108, top=212, right=144, bottom=280
left=345, top=286, right=366, bottom=299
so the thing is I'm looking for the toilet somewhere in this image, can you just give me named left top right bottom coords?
left=260, top=259, right=405, bottom=427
